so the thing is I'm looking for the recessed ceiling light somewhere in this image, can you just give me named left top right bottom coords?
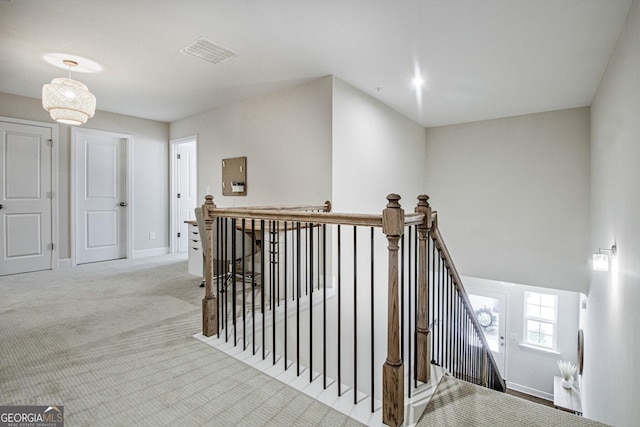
left=412, top=76, right=425, bottom=88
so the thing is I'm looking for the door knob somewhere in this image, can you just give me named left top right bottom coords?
left=119, top=202, right=127, bottom=207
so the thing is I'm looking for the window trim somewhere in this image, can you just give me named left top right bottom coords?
left=523, top=291, right=558, bottom=350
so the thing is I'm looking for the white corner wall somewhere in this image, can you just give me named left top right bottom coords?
left=424, top=108, right=590, bottom=293
left=0, top=92, right=170, bottom=260
left=586, top=0, right=640, bottom=425
left=331, top=77, right=427, bottom=214
left=170, top=77, right=333, bottom=207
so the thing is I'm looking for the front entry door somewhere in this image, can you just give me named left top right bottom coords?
left=468, top=289, right=507, bottom=378
left=74, top=129, right=126, bottom=265
left=0, top=121, right=53, bottom=275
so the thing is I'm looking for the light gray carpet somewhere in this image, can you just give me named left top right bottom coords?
left=417, top=374, right=609, bottom=427
left=0, top=255, right=363, bottom=427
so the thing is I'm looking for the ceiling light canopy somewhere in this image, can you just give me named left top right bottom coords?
left=42, top=59, right=96, bottom=125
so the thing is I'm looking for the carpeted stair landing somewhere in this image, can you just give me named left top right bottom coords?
left=418, top=374, right=609, bottom=427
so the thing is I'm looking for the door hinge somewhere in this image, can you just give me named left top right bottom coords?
left=49, top=243, right=54, bottom=250
left=177, top=232, right=181, bottom=238
left=47, top=191, right=55, bottom=199
left=177, top=154, right=181, bottom=159
left=48, top=139, right=53, bottom=147
left=177, top=193, right=181, bottom=199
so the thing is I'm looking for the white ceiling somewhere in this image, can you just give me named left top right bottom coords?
left=0, top=0, right=633, bottom=127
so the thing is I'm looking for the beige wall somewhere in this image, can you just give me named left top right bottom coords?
left=170, top=77, right=333, bottom=207
left=424, top=108, right=591, bottom=294
left=0, top=92, right=170, bottom=261
left=586, top=0, right=640, bottom=424
left=332, top=77, right=427, bottom=213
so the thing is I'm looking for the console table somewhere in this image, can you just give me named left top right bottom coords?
left=553, top=376, right=582, bottom=415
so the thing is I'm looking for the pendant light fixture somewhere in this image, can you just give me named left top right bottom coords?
left=42, top=59, right=96, bottom=125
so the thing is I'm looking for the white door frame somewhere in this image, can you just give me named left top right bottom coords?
left=169, top=135, right=198, bottom=254
left=0, top=116, right=59, bottom=270
left=71, top=128, right=133, bottom=266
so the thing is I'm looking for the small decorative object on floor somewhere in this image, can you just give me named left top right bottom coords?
left=557, top=360, right=577, bottom=388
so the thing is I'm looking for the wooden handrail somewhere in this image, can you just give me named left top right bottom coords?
left=429, top=213, right=507, bottom=391
left=226, top=201, right=332, bottom=212
left=208, top=206, right=425, bottom=229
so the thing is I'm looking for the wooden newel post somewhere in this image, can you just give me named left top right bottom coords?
left=202, top=194, right=218, bottom=337
left=415, top=195, right=432, bottom=383
left=382, top=194, right=404, bottom=427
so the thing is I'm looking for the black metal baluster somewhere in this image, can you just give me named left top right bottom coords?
left=370, top=226, right=375, bottom=412
left=252, top=219, right=256, bottom=355
left=224, top=218, right=229, bottom=343
left=241, top=219, right=247, bottom=351
left=431, top=236, right=436, bottom=363
left=337, top=225, right=342, bottom=396
left=413, top=225, right=419, bottom=389
left=323, top=224, right=327, bottom=389
left=446, top=272, right=451, bottom=371
left=216, top=218, right=221, bottom=337
left=309, top=222, right=314, bottom=382
left=408, top=226, right=412, bottom=398
left=284, top=221, right=288, bottom=370
left=261, top=219, right=266, bottom=360
left=353, top=225, right=357, bottom=405
left=232, top=219, right=237, bottom=345
left=272, top=220, right=277, bottom=366
left=296, top=221, right=301, bottom=376
left=276, top=222, right=280, bottom=307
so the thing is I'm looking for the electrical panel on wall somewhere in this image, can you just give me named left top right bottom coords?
left=222, top=156, right=247, bottom=196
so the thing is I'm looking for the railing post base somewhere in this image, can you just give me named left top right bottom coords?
left=202, top=194, right=218, bottom=337
left=383, top=361, right=404, bottom=427
left=202, top=296, right=217, bottom=337
left=416, top=329, right=431, bottom=383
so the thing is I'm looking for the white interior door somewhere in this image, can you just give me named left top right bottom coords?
left=175, top=140, right=197, bottom=253
left=0, top=121, right=53, bottom=275
left=468, top=289, right=507, bottom=378
left=74, top=129, right=126, bottom=265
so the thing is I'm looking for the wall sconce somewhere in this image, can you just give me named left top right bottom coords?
left=593, top=244, right=617, bottom=271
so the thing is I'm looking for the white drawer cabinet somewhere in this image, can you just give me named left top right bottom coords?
left=186, top=222, right=203, bottom=276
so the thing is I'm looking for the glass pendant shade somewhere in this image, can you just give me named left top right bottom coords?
left=42, top=77, right=96, bottom=125
left=593, top=253, right=609, bottom=271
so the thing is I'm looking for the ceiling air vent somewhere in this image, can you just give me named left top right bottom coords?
left=180, top=37, right=238, bottom=64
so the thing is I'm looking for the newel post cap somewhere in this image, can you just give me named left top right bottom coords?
left=203, top=194, right=216, bottom=220
left=383, top=193, right=404, bottom=236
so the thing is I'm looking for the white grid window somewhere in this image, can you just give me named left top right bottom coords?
left=524, top=291, right=557, bottom=349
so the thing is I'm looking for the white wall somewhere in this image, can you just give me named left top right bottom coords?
left=331, top=77, right=429, bottom=401
left=464, top=276, right=580, bottom=400
left=332, top=77, right=427, bottom=213
left=424, top=108, right=591, bottom=293
left=170, top=77, right=333, bottom=207
left=0, top=92, right=170, bottom=260
left=586, top=0, right=640, bottom=425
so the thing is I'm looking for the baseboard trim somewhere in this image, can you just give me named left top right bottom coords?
left=58, top=258, right=72, bottom=269
left=133, top=247, right=169, bottom=258
left=507, top=381, right=553, bottom=401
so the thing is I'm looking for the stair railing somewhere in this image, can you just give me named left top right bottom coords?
left=200, top=193, right=505, bottom=427
left=421, top=195, right=507, bottom=393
